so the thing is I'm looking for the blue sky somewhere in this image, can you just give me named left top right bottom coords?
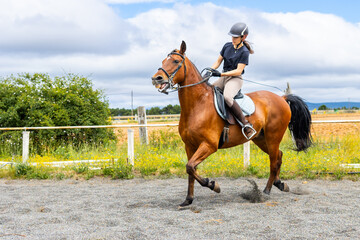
left=1, top=0, right=360, bottom=109
left=111, top=0, right=360, bottom=22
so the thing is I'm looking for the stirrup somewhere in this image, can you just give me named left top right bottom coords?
left=242, top=124, right=256, bottom=140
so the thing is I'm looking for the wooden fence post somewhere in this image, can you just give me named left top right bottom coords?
left=243, top=141, right=250, bottom=168
left=22, top=131, right=30, bottom=163
left=127, top=129, right=134, bottom=166
left=137, top=106, right=148, bottom=145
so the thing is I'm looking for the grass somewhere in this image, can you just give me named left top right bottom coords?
left=0, top=128, right=359, bottom=180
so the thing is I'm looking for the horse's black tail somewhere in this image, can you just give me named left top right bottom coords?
left=284, top=94, right=313, bottom=152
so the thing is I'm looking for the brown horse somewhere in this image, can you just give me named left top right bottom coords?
left=151, top=41, right=312, bottom=207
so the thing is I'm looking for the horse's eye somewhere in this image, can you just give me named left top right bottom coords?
left=173, top=60, right=180, bottom=64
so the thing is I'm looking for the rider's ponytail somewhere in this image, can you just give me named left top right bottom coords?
left=243, top=40, right=254, bottom=54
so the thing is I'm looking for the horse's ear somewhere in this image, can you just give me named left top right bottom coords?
left=180, top=41, right=186, bottom=55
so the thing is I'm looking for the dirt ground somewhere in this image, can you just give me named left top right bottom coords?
left=1, top=178, right=360, bottom=239
left=1, top=113, right=359, bottom=239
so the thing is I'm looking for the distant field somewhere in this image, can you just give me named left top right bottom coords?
left=311, top=113, right=360, bottom=137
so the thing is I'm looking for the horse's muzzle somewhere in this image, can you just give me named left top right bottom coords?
left=151, top=75, right=170, bottom=94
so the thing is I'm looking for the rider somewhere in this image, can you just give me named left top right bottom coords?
left=208, top=22, right=255, bottom=138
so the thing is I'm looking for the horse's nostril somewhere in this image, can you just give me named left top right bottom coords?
left=156, top=76, right=163, bottom=81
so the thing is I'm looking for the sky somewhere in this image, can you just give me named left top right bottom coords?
left=1, top=0, right=360, bottom=109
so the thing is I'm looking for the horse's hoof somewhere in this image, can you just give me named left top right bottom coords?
left=283, top=183, right=290, bottom=192
left=179, top=199, right=193, bottom=207
left=211, top=181, right=221, bottom=193
left=263, top=189, right=270, bottom=195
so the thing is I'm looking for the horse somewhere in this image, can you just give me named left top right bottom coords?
left=151, top=41, right=312, bottom=207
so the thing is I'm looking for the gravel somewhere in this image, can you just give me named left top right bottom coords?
left=1, top=177, right=359, bottom=239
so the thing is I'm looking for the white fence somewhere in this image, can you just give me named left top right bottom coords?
left=0, top=119, right=359, bottom=168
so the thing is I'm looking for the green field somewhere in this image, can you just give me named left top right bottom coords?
left=1, top=128, right=359, bottom=180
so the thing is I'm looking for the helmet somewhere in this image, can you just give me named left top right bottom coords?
left=228, top=22, right=249, bottom=37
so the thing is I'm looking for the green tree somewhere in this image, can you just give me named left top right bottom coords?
left=147, top=107, right=161, bottom=115
left=0, top=73, right=114, bottom=155
left=110, top=108, right=132, bottom=116
left=318, top=104, right=328, bottom=110
left=161, top=104, right=181, bottom=114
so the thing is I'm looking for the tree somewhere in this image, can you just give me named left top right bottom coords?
left=147, top=107, right=161, bottom=115
left=318, top=105, right=328, bottom=110
left=160, top=104, right=181, bottom=114
left=0, top=73, right=115, bottom=155
left=110, top=104, right=181, bottom=116
left=110, top=108, right=132, bottom=116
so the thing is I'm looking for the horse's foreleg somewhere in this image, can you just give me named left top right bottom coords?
left=186, top=143, right=219, bottom=191
left=180, top=175, right=195, bottom=207
left=180, top=146, right=196, bottom=207
left=180, top=142, right=219, bottom=207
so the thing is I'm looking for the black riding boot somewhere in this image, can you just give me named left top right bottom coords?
left=229, top=101, right=255, bottom=138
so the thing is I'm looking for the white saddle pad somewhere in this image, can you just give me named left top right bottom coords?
left=235, top=95, right=255, bottom=116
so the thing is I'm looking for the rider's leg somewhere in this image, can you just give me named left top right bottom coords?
left=212, top=76, right=226, bottom=90
left=223, top=76, right=243, bottom=107
left=223, top=77, right=254, bottom=138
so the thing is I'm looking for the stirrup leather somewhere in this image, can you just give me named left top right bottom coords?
left=242, top=124, right=256, bottom=140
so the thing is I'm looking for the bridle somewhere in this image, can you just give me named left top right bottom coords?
left=157, top=52, right=187, bottom=94
left=155, top=51, right=210, bottom=94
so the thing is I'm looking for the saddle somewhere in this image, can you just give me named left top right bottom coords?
left=213, top=87, right=256, bottom=147
left=213, top=87, right=255, bottom=125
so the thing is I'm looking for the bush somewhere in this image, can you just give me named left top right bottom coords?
left=0, top=73, right=115, bottom=156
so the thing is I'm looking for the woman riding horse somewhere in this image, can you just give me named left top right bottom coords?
left=152, top=40, right=312, bottom=207
left=210, top=22, right=255, bottom=139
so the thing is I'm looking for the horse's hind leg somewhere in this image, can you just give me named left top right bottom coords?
left=252, top=134, right=288, bottom=194
left=273, top=150, right=289, bottom=192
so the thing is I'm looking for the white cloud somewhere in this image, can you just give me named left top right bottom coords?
left=0, top=1, right=359, bottom=109
left=0, top=0, right=136, bottom=55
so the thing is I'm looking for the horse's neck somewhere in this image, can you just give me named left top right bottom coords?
left=178, top=65, right=213, bottom=115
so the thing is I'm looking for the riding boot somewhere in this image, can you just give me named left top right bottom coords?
left=229, top=101, right=255, bottom=139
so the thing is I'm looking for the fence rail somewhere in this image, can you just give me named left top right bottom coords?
left=0, top=123, right=178, bottom=131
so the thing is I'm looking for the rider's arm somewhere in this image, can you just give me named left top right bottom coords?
left=211, top=55, right=223, bottom=70
left=221, top=63, right=245, bottom=77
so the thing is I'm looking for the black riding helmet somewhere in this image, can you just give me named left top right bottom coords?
left=228, top=22, right=249, bottom=37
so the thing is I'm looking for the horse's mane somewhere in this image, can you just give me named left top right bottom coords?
left=172, top=49, right=213, bottom=88
left=189, top=59, right=213, bottom=87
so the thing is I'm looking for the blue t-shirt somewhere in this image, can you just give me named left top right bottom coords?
left=220, top=42, right=249, bottom=74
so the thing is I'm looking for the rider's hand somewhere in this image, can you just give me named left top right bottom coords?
left=210, top=68, right=222, bottom=77
left=202, top=71, right=212, bottom=79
